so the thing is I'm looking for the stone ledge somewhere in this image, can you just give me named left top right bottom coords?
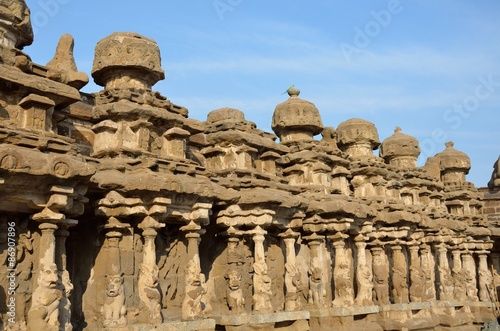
left=129, top=319, right=216, bottom=331
left=214, top=310, right=310, bottom=326
left=379, top=302, right=432, bottom=312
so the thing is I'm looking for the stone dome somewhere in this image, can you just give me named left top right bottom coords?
left=207, top=107, right=245, bottom=124
left=272, top=87, right=323, bottom=141
left=92, top=32, right=165, bottom=89
left=336, top=118, right=380, bottom=157
left=0, top=0, right=33, bottom=49
left=435, top=141, right=471, bottom=173
left=380, top=127, right=420, bottom=168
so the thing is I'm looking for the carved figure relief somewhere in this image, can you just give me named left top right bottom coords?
left=308, top=266, right=325, bottom=307
left=284, top=263, right=304, bottom=311
left=478, top=267, right=494, bottom=302
left=102, top=273, right=127, bottom=328
left=464, top=269, right=478, bottom=301
left=13, top=222, right=33, bottom=328
left=452, top=268, right=467, bottom=300
left=225, top=269, right=245, bottom=314
left=27, top=263, right=62, bottom=331
left=438, top=266, right=454, bottom=301
left=182, top=260, right=207, bottom=320
left=410, top=266, right=425, bottom=302
left=392, top=266, right=409, bottom=304
left=332, top=262, right=354, bottom=307
left=252, top=261, right=273, bottom=313
left=372, top=251, right=390, bottom=305
left=354, top=263, right=373, bottom=306
left=138, top=264, right=162, bottom=323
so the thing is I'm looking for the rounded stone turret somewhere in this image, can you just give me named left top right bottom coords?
left=272, top=87, right=323, bottom=142
left=0, top=0, right=33, bottom=49
left=92, top=32, right=165, bottom=90
left=380, top=127, right=420, bottom=168
left=336, top=118, right=380, bottom=158
left=435, top=141, right=470, bottom=184
left=207, top=107, right=246, bottom=124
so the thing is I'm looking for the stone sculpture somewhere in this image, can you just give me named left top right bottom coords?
left=225, top=269, right=245, bottom=313
left=308, top=266, right=325, bottom=307
left=102, top=274, right=127, bottom=328
left=372, top=249, right=390, bottom=305
left=392, top=266, right=409, bottom=304
left=332, top=262, right=354, bottom=307
left=284, top=263, right=304, bottom=311
left=27, top=263, right=62, bottom=331
left=182, top=260, right=207, bottom=320
left=252, top=261, right=273, bottom=313
left=354, top=263, right=373, bottom=306
left=138, top=264, right=162, bottom=323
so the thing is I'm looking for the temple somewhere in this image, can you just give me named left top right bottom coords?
left=1, top=1, right=500, bottom=330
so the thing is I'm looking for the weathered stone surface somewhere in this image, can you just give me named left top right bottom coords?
left=380, top=126, right=420, bottom=168
left=92, top=32, right=165, bottom=90
left=0, top=2, right=499, bottom=331
left=272, top=87, right=323, bottom=142
left=336, top=118, right=380, bottom=158
left=0, top=0, right=33, bottom=49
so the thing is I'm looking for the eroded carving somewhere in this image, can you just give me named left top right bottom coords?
left=102, top=273, right=127, bottom=328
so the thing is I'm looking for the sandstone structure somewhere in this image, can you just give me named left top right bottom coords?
left=1, top=1, right=500, bottom=331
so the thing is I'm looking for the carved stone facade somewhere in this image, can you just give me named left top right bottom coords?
left=0, top=2, right=500, bottom=331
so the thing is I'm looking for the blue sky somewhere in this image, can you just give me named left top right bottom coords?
left=24, top=0, right=500, bottom=187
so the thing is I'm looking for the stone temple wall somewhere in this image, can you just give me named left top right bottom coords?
left=0, top=1, right=500, bottom=331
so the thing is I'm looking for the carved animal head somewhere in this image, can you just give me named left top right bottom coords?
left=38, top=263, right=59, bottom=289
left=226, top=269, right=242, bottom=291
left=309, top=267, right=322, bottom=283
left=106, top=274, right=124, bottom=297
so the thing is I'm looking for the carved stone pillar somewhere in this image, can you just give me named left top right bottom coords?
left=478, top=252, right=494, bottom=302
left=462, top=251, right=478, bottom=301
left=55, top=227, right=73, bottom=331
left=305, top=233, right=326, bottom=307
left=102, top=217, right=127, bottom=328
left=452, top=250, right=466, bottom=300
left=420, top=245, right=436, bottom=301
left=38, top=222, right=58, bottom=268
left=28, top=221, right=61, bottom=331
left=371, top=246, right=390, bottom=305
left=252, top=226, right=273, bottom=313
left=436, top=245, right=454, bottom=301
left=137, top=216, right=164, bottom=324
left=409, top=245, right=424, bottom=302
left=331, top=233, right=353, bottom=307
left=181, top=222, right=207, bottom=321
left=391, top=245, right=409, bottom=304
left=280, top=229, right=302, bottom=312
left=225, top=228, right=245, bottom=314
left=354, top=239, right=373, bottom=306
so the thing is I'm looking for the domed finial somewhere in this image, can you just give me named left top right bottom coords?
left=394, top=126, right=402, bottom=133
left=92, top=32, right=164, bottom=89
left=287, top=86, right=300, bottom=97
left=445, top=141, right=454, bottom=148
